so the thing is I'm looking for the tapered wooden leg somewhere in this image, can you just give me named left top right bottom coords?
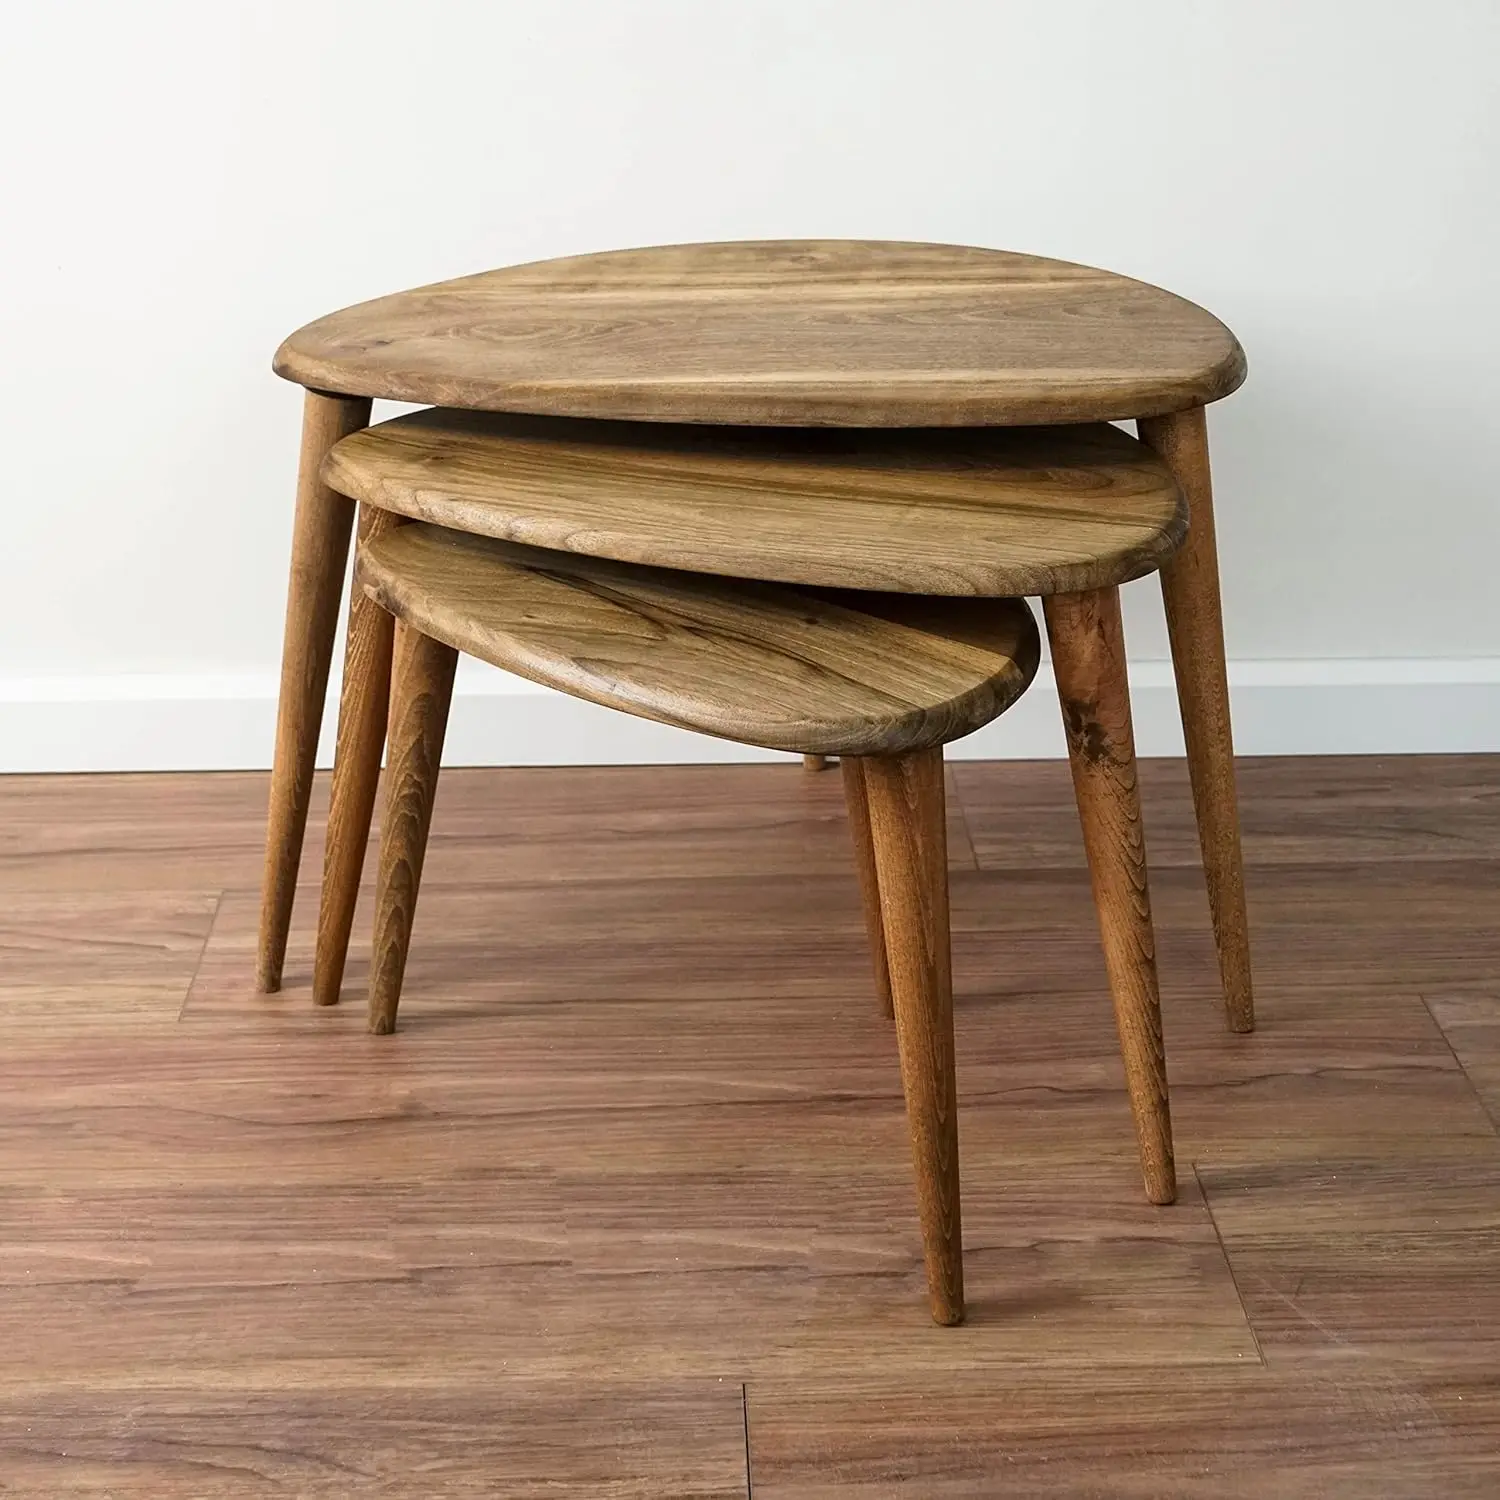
left=1138, top=407, right=1254, bottom=1034
left=367, top=623, right=458, bottom=1036
left=803, top=754, right=831, bottom=771
left=841, top=757, right=894, bottom=1017
left=1044, top=587, right=1176, bottom=1206
left=312, top=507, right=401, bottom=1007
left=863, top=746, right=963, bottom=1325
left=256, top=390, right=372, bottom=992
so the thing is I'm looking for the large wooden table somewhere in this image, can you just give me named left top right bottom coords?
left=257, top=239, right=1253, bottom=1040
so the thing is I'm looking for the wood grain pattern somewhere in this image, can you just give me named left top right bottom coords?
left=323, top=409, right=1187, bottom=597
left=6, top=758, right=1500, bottom=1490
left=358, top=523, right=1041, bottom=756
left=803, top=755, right=831, bottom=772
left=952, top=754, right=1500, bottom=873
left=840, top=757, right=894, bottom=1018
left=0, top=760, right=965, bottom=897
left=0, top=891, right=218, bottom=1037
left=1428, top=992, right=1500, bottom=1124
left=17, top=753, right=1498, bottom=898
left=274, top=239, right=1246, bottom=426
left=1045, top=588, right=1176, bottom=1205
left=255, top=391, right=370, bottom=992
left=1139, top=406, right=1256, bottom=1034
left=1200, top=1156, right=1500, bottom=1373
left=0, top=1385, right=751, bottom=1499
left=312, top=506, right=399, bottom=1008
left=367, top=622, right=456, bottom=1035
left=864, top=747, right=963, bottom=1324
left=748, top=1371, right=1500, bottom=1497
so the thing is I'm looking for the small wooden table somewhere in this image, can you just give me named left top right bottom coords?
left=347, top=520, right=1049, bottom=1326
left=258, top=240, right=1253, bottom=1037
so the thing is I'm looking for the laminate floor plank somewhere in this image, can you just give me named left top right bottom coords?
left=558, top=1161, right=1255, bottom=1376
left=0, top=889, right=218, bottom=1033
left=184, top=855, right=1500, bottom=1023
left=183, top=874, right=880, bottom=1018
left=745, top=1370, right=1500, bottom=1498
left=0, top=1383, right=750, bottom=1498
left=1217, top=1231, right=1500, bottom=1372
left=1200, top=1156, right=1500, bottom=1371
left=0, top=1145, right=1252, bottom=1393
left=419, top=763, right=976, bottom=885
left=953, top=753, right=1500, bottom=868
left=946, top=857, right=1500, bottom=997
left=1427, top=990, right=1500, bottom=1123
left=0, top=772, right=303, bottom=894
left=0, top=762, right=970, bottom=894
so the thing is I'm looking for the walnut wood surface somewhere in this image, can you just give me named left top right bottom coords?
left=840, top=757, right=894, bottom=1018
left=323, top=409, right=1186, bottom=597
left=312, top=506, right=400, bottom=1009
left=255, top=391, right=370, bottom=992
left=275, top=240, right=1245, bottom=426
left=7, top=758, right=1500, bottom=1491
left=368, top=623, right=457, bottom=1035
left=358, top=524, right=1041, bottom=756
left=864, top=747, right=964, bottom=1324
left=1045, top=588, right=1176, bottom=1205
left=1140, top=407, right=1256, bottom=1034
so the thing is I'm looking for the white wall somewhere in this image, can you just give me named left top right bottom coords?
left=3, top=0, right=1498, bottom=768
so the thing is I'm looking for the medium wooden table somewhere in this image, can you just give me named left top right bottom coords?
left=258, top=239, right=1253, bottom=1035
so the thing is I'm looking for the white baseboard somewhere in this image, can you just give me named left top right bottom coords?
left=4, top=657, right=1500, bottom=773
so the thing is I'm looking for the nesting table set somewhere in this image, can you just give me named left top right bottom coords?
left=255, top=241, right=1254, bottom=1325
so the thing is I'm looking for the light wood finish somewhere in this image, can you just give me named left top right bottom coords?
left=1044, top=588, right=1176, bottom=1205
left=311, top=506, right=400, bottom=1008
left=358, top=523, right=1041, bottom=757
left=323, top=409, right=1186, bottom=597
left=863, top=748, right=963, bottom=1324
left=803, top=755, right=831, bottom=772
left=6, top=758, right=1500, bottom=1490
left=367, top=623, right=457, bottom=1036
left=840, top=757, right=894, bottom=1018
left=255, top=391, right=371, bottom=992
left=275, top=240, right=1246, bottom=426
left=1140, top=407, right=1255, bottom=1035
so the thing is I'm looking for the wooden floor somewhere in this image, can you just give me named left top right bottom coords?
left=2, top=755, right=1499, bottom=1496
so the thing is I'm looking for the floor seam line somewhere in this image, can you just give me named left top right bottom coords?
left=742, top=1381, right=754, bottom=1499
left=1192, top=1158, right=1268, bottom=1369
left=1420, top=991, right=1500, bottom=1138
left=944, top=766, right=981, bottom=871
left=176, top=889, right=225, bottom=1022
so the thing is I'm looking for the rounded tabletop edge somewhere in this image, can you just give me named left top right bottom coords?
left=273, top=239, right=1248, bottom=427
left=359, top=521, right=1044, bottom=755
left=320, top=409, right=1190, bottom=597
left=275, top=350, right=1247, bottom=427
